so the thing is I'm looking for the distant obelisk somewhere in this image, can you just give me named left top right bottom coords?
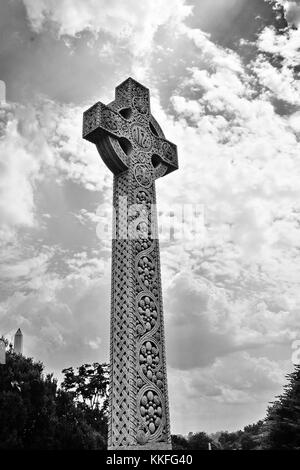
left=0, top=338, right=5, bottom=364
left=14, top=329, right=23, bottom=354
left=0, top=80, right=6, bottom=104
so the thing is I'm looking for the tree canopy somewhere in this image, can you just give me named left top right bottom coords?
left=263, top=364, right=300, bottom=450
left=0, top=349, right=108, bottom=449
left=61, top=362, right=108, bottom=410
left=1, top=342, right=300, bottom=450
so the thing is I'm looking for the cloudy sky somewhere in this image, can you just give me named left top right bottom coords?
left=1, top=0, right=300, bottom=435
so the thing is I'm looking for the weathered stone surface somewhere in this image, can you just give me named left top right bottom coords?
left=83, top=77, right=178, bottom=450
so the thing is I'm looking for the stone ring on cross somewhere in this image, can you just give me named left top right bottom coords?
left=83, top=77, right=178, bottom=179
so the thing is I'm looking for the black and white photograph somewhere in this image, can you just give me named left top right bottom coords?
left=0, top=0, right=300, bottom=457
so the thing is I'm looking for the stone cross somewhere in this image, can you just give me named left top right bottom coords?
left=83, top=78, right=178, bottom=450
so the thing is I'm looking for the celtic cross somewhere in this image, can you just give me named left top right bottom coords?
left=83, top=78, right=178, bottom=450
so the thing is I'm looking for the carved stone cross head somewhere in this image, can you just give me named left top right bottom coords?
left=82, top=77, right=178, bottom=181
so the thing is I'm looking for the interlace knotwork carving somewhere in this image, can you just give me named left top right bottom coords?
left=83, top=78, right=177, bottom=449
left=134, top=163, right=153, bottom=188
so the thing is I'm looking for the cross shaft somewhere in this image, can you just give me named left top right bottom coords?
left=83, top=78, right=178, bottom=450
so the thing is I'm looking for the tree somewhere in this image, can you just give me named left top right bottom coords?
left=218, top=430, right=242, bottom=450
left=171, top=434, right=189, bottom=450
left=0, top=335, right=12, bottom=350
left=61, top=362, right=109, bottom=410
left=187, top=431, right=211, bottom=450
left=53, top=388, right=107, bottom=449
left=0, top=349, right=57, bottom=448
left=215, top=421, right=265, bottom=450
left=60, top=363, right=109, bottom=446
left=241, top=420, right=264, bottom=450
left=0, top=348, right=108, bottom=449
left=263, top=365, right=300, bottom=450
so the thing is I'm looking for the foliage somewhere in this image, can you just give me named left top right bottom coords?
left=172, top=421, right=265, bottom=450
left=216, top=424, right=261, bottom=450
left=172, top=431, right=213, bottom=450
left=188, top=431, right=212, bottom=450
left=0, top=349, right=108, bottom=449
left=2, top=343, right=300, bottom=450
left=263, top=365, right=300, bottom=450
left=0, top=335, right=13, bottom=351
left=61, top=362, right=109, bottom=410
left=171, top=433, right=189, bottom=450
left=217, top=430, right=243, bottom=450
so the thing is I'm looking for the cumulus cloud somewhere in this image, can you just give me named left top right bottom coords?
left=0, top=98, right=111, bottom=253
left=41, top=100, right=111, bottom=191
left=289, top=110, right=300, bottom=132
left=1, top=0, right=300, bottom=434
left=165, top=270, right=298, bottom=371
left=148, top=20, right=300, bottom=433
left=0, top=251, right=51, bottom=280
left=187, top=353, right=285, bottom=403
left=22, top=0, right=192, bottom=55
left=168, top=352, right=288, bottom=432
left=183, top=26, right=244, bottom=74
left=275, top=0, right=300, bottom=26
left=0, top=104, right=40, bottom=240
left=252, top=25, right=300, bottom=104
left=0, top=249, right=111, bottom=372
left=257, top=25, right=300, bottom=66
